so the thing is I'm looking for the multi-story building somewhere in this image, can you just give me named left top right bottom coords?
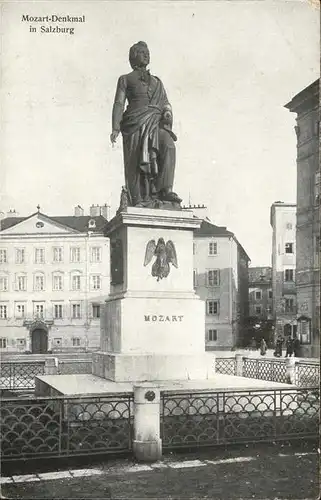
left=285, top=80, right=320, bottom=358
left=193, top=217, right=250, bottom=350
left=0, top=205, right=110, bottom=353
left=248, top=266, right=273, bottom=320
left=270, top=202, right=297, bottom=339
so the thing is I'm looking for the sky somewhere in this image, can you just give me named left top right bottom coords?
left=1, top=0, right=319, bottom=266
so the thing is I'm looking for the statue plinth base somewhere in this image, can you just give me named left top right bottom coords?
left=92, top=207, right=212, bottom=383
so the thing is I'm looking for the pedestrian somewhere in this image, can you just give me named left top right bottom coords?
left=274, top=335, right=284, bottom=357
left=285, top=337, right=293, bottom=357
left=293, top=334, right=300, bottom=357
left=251, top=337, right=256, bottom=350
left=260, top=338, right=267, bottom=356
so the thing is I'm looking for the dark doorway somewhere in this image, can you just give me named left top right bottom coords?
left=31, top=328, right=48, bottom=354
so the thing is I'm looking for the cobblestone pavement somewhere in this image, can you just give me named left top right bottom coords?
left=1, top=442, right=319, bottom=499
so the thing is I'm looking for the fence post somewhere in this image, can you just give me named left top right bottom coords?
left=285, top=357, right=295, bottom=384
left=133, top=384, right=162, bottom=462
left=45, top=357, right=58, bottom=375
left=235, top=354, right=243, bottom=376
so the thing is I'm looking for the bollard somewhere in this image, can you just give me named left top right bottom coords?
left=44, top=357, right=58, bottom=375
left=235, top=354, right=243, bottom=376
left=133, top=384, right=162, bottom=462
left=285, top=357, right=295, bottom=384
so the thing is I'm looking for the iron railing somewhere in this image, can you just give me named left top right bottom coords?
left=0, top=362, right=45, bottom=391
left=1, top=393, right=133, bottom=461
left=295, top=362, right=320, bottom=387
left=215, top=358, right=236, bottom=375
left=242, top=358, right=288, bottom=383
left=161, top=387, right=319, bottom=449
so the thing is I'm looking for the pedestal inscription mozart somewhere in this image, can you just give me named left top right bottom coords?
left=110, top=41, right=182, bottom=209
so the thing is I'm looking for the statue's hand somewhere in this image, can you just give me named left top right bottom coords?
left=110, top=130, right=120, bottom=144
left=163, top=110, right=172, bottom=125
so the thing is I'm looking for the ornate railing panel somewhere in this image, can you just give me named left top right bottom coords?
left=215, top=358, right=236, bottom=375
left=243, top=358, right=288, bottom=383
left=295, top=362, right=320, bottom=387
left=161, top=387, right=319, bottom=449
left=0, top=362, right=45, bottom=391
left=1, top=394, right=133, bottom=461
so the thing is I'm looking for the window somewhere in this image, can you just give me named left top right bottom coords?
left=208, top=242, right=217, bottom=255
left=208, top=329, right=217, bottom=341
left=54, top=304, right=63, bottom=319
left=15, top=248, right=25, bottom=264
left=70, top=247, right=80, bottom=263
left=0, top=276, right=8, bottom=292
left=35, top=248, right=45, bottom=264
left=285, top=243, right=294, bottom=254
left=92, top=304, right=100, bottom=319
left=0, top=338, right=7, bottom=348
left=286, top=223, right=293, bottom=230
left=91, top=247, right=101, bottom=262
left=34, top=304, right=44, bottom=318
left=53, top=273, right=63, bottom=291
left=284, top=269, right=294, bottom=282
left=285, top=298, right=295, bottom=313
left=34, top=274, right=45, bottom=291
left=268, top=290, right=273, bottom=299
left=53, top=247, right=63, bottom=262
left=16, top=304, right=26, bottom=318
left=72, top=337, right=80, bottom=347
left=53, top=338, right=62, bottom=347
left=0, top=249, right=7, bottom=264
left=255, top=305, right=262, bottom=315
left=17, top=275, right=27, bottom=291
left=72, top=274, right=81, bottom=291
left=91, top=275, right=101, bottom=290
left=207, top=300, right=219, bottom=315
left=0, top=305, right=8, bottom=319
left=267, top=306, right=272, bottom=314
left=207, top=269, right=220, bottom=286
left=193, top=269, right=197, bottom=288
left=255, top=291, right=262, bottom=300
left=72, top=303, right=81, bottom=319
left=17, top=338, right=26, bottom=346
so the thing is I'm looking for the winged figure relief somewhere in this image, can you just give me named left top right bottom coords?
left=144, top=238, right=178, bottom=281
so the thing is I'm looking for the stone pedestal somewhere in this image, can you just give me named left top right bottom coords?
left=92, top=207, right=211, bottom=382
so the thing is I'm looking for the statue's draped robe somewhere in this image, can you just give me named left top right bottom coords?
left=112, top=70, right=176, bottom=205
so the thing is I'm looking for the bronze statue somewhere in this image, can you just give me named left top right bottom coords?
left=144, top=238, right=178, bottom=281
left=110, top=41, right=181, bottom=208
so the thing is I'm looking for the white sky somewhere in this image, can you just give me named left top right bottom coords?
left=1, top=0, right=319, bottom=266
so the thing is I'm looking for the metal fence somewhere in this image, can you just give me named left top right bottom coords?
left=161, top=387, right=319, bottom=450
left=0, top=362, right=45, bottom=391
left=242, top=358, right=288, bottom=383
left=1, top=393, right=133, bottom=461
left=295, top=362, right=320, bottom=387
left=215, top=358, right=236, bottom=375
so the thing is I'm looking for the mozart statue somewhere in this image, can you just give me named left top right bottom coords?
left=110, top=41, right=181, bottom=208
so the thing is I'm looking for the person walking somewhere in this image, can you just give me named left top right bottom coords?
left=285, top=336, right=294, bottom=357
left=260, top=338, right=267, bottom=356
left=274, top=335, right=284, bottom=357
left=293, top=334, right=300, bottom=357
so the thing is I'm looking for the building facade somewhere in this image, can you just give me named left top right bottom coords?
left=0, top=206, right=110, bottom=353
left=270, top=202, right=297, bottom=339
left=285, top=80, right=320, bottom=357
left=248, top=266, right=273, bottom=320
left=193, top=219, right=250, bottom=350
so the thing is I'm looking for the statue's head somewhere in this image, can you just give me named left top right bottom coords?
left=129, top=41, right=150, bottom=69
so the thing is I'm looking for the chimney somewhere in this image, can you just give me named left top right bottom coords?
left=100, top=204, right=110, bottom=220
left=74, top=205, right=84, bottom=217
left=89, top=204, right=100, bottom=217
left=7, top=209, right=19, bottom=218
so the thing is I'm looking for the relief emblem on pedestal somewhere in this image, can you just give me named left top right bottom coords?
left=143, top=238, right=178, bottom=281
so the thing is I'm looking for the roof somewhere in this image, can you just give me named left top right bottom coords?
left=0, top=213, right=108, bottom=233
left=195, top=219, right=250, bottom=262
left=284, top=79, right=319, bottom=114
